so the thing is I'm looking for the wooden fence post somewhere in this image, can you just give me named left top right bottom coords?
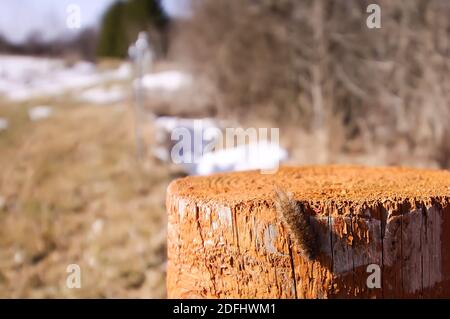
left=166, top=166, right=450, bottom=298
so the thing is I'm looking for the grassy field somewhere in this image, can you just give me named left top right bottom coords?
left=0, top=96, right=171, bottom=298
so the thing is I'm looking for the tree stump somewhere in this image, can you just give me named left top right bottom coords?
left=166, top=165, right=450, bottom=298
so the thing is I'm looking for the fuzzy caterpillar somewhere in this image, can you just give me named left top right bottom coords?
left=274, top=187, right=317, bottom=261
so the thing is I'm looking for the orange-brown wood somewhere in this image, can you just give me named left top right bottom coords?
left=166, top=165, right=450, bottom=298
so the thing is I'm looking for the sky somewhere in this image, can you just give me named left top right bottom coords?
left=0, top=0, right=190, bottom=44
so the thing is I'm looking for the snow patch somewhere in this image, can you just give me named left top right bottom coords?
left=153, top=116, right=221, bottom=166
left=28, top=106, right=53, bottom=121
left=79, top=86, right=125, bottom=105
left=0, top=55, right=131, bottom=102
left=0, top=118, right=8, bottom=131
left=195, top=140, right=288, bottom=175
left=140, top=71, right=191, bottom=92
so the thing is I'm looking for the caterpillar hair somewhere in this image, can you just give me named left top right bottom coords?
left=273, top=187, right=317, bottom=261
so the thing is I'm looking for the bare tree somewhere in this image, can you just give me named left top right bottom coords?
left=172, top=0, right=450, bottom=165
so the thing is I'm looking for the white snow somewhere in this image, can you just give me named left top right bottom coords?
left=152, top=116, right=288, bottom=175
left=140, top=71, right=191, bottom=92
left=0, top=55, right=132, bottom=102
left=114, top=63, right=133, bottom=80
left=195, top=140, right=288, bottom=175
left=79, top=85, right=125, bottom=105
left=152, top=116, right=221, bottom=164
left=154, top=116, right=218, bottom=133
left=28, top=106, right=53, bottom=121
left=0, top=117, right=8, bottom=131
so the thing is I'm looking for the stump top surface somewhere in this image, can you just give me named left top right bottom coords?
left=168, top=165, right=450, bottom=206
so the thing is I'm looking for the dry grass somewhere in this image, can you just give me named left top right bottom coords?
left=0, top=99, right=171, bottom=298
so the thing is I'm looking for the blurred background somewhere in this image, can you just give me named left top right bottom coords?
left=0, top=0, right=449, bottom=298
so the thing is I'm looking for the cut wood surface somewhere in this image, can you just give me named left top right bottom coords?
left=166, top=165, right=450, bottom=298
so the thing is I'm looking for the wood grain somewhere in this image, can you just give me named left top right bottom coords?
left=166, top=165, right=450, bottom=298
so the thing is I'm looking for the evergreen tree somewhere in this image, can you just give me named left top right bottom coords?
left=97, top=0, right=169, bottom=58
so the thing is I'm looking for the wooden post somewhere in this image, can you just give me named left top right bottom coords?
left=166, top=165, right=450, bottom=298
left=129, top=31, right=153, bottom=161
